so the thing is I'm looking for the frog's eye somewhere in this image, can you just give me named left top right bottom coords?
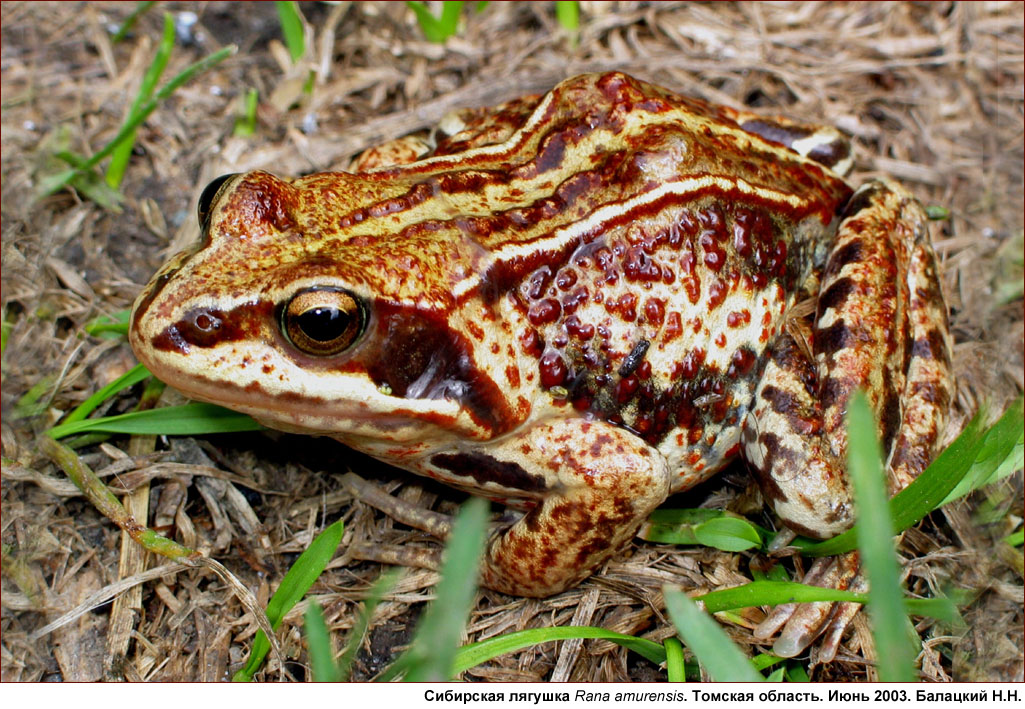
left=197, top=173, right=239, bottom=230
left=282, top=288, right=366, bottom=356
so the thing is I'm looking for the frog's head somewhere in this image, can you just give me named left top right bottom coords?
left=130, top=171, right=515, bottom=443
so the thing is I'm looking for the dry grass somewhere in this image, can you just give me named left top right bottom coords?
left=2, top=1, right=1022, bottom=682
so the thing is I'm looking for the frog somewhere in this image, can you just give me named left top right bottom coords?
left=129, top=72, right=953, bottom=660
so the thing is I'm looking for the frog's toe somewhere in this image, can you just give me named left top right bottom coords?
left=755, top=552, right=861, bottom=657
left=769, top=600, right=838, bottom=658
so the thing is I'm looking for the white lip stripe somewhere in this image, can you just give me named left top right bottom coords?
left=451, top=175, right=810, bottom=298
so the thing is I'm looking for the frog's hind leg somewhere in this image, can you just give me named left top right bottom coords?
left=744, top=179, right=953, bottom=660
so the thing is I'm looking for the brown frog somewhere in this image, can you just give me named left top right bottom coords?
left=130, top=72, right=953, bottom=658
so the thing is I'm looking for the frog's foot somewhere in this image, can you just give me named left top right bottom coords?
left=754, top=552, right=863, bottom=660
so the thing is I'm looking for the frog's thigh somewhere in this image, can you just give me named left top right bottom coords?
left=744, top=179, right=951, bottom=538
left=479, top=419, right=670, bottom=597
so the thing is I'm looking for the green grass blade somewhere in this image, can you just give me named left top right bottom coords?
left=664, top=637, right=686, bottom=682
left=664, top=587, right=763, bottom=682
left=40, top=45, right=236, bottom=199
left=111, top=1, right=156, bottom=43
left=695, top=580, right=956, bottom=622
left=106, top=12, right=175, bottom=189
left=693, top=516, right=763, bottom=551
left=337, top=568, right=402, bottom=680
left=1, top=311, right=9, bottom=360
left=84, top=310, right=131, bottom=337
left=60, top=363, right=151, bottom=426
left=696, top=581, right=865, bottom=611
left=40, top=436, right=198, bottom=563
left=304, top=600, right=340, bottom=682
left=234, top=88, right=259, bottom=137
left=940, top=396, right=1023, bottom=505
left=397, top=497, right=487, bottom=681
left=904, top=597, right=960, bottom=624
left=555, top=1, right=579, bottom=31
left=846, top=391, right=915, bottom=682
left=406, top=1, right=464, bottom=43
left=1005, top=528, right=1024, bottom=547
left=785, top=661, right=810, bottom=682
left=451, top=625, right=668, bottom=675
left=641, top=508, right=768, bottom=551
left=47, top=402, right=264, bottom=439
left=275, top=2, right=306, bottom=62
left=11, top=374, right=57, bottom=420
left=750, top=653, right=784, bottom=672
left=234, top=519, right=344, bottom=681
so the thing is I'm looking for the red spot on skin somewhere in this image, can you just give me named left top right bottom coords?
left=733, top=348, right=758, bottom=377
left=506, top=365, right=521, bottom=387
left=680, top=348, right=705, bottom=379
left=636, top=360, right=652, bottom=379
left=491, top=342, right=501, bottom=354
left=663, top=312, right=682, bottom=342
left=565, top=315, right=595, bottom=340
left=701, top=233, right=727, bottom=271
left=467, top=321, right=485, bottom=340
left=624, top=246, right=662, bottom=282
left=556, top=269, right=577, bottom=290
left=726, top=310, right=751, bottom=327
left=528, top=298, right=561, bottom=326
left=612, top=293, right=637, bottom=321
left=561, top=287, right=589, bottom=314
left=539, top=351, right=568, bottom=388
left=715, top=332, right=727, bottom=348
left=643, top=298, right=665, bottom=326
left=773, top=240, right=788, bottom=276
left=520, top=328, right=544, bottom=357
left=526, top=266, right=554, bottom=299
left=733, top=213, right=753, bottom=257
left=707, top=278, right=727, bottom=310
left=616, top=375, right=639, bottom=402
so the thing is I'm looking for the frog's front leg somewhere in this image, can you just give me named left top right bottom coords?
left=744, top=179, right=953, bottom=659
left=472, top=418, right=671, bottom=597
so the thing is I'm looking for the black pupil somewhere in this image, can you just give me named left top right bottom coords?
left=297, top=306, right=348, bottom=342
